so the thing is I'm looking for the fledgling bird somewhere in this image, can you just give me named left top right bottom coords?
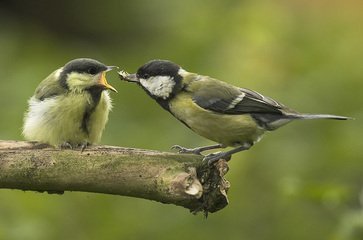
left=118, top=60, right=350, bottom=164
left=23, top=58, right=117, bottom=149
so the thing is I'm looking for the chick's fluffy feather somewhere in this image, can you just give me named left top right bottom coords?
left=23, top=88, right=112, bottom=146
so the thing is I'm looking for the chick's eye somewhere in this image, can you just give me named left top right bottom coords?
left=143, top=73, right=150, bottom=79
left=87, top=67, right=97, bottom=75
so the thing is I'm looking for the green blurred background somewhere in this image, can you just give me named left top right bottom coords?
left=0, top=0, right=362, bottom=239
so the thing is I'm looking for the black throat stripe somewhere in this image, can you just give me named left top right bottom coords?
left=81, top=87, right=103, bottom=135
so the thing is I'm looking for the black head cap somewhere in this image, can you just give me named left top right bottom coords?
left=136, top=60, right=181, bottom=79
left=62, top=58, right=108, bottom=75
left=59, top=58, right=108, bottom=89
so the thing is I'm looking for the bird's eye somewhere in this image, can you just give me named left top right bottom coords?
left=87, top=67, right=97, bottom=75
left=143, top=73, right=150, bottom=79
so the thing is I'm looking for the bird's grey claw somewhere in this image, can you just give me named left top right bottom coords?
left=60, top=142, right=73, bottom=150
left=80, top=142, right=89, bottom=153
left=203, top=152, right=231, bottom=165
left=171, top=145, right=188, bottom=153
left=171, top=145, right=202, bottom=155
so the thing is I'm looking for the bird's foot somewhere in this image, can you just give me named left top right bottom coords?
left=171, top=145, right=203, bottom=155
left=59, top=142, right=89, bottom=152
left=202, top=143, right=252, bottom=165
left=59, top=142, right=73, bottom=150
left=79, top=142, right=90, bottom=153
left=203, top=152, right=232, bottom=165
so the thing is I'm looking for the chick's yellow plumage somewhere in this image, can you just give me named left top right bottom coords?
left=23, top=58, right=117, bottom=147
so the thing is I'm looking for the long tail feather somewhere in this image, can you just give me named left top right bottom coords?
left=292, top=114, right=352, bottom=120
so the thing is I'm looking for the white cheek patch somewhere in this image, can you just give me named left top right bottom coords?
left=140, top=76, right=175, bottom=99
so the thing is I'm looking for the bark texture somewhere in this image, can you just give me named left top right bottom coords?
left=0, top=140, right=230, bottom=214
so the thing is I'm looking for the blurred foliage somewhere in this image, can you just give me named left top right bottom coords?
left=0, top=0, right=362, bottom=239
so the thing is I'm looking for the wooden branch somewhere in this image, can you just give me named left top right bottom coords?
left=0, top=140, right=230, bottom=214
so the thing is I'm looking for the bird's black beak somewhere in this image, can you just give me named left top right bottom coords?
left=118, top=71, right=139, bottom=83
left=106, top=66, right=118, bottom=72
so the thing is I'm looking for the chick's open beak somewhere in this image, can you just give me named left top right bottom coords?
left=118, top=71, right=139, bottom=83
left=99, top=71, right=118, bottom=92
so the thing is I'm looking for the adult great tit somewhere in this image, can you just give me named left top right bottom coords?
left=119, top=59, right=350, bottom=164
left=23, top=58, right=117, bottom=149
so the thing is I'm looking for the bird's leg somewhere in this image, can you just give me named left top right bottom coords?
left=203, top=143, right=253, bottom=165
left=59, top=142, right=73, bottom=149
left=80, top=142, right=90, bottom=153
left=171, top=144, right=223, bottom=155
